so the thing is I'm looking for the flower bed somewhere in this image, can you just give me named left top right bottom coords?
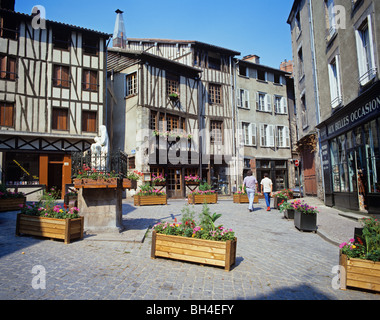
left=16, top=196, right=83, bottom=244
left=233, top=192, right=259, bottom=204
left=151, top=204, right=236, bottom=271
left=339, top=218, right=380, bottom=292
left=73, top=164, right=119, bottom=188
left=292, top=200, right=318, bottom=232
left=134, top=184, right=167, bottom=206
left=0, top=184, right=26, bottom=212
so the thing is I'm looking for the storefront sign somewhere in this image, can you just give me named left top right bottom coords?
left=326, top=94, right=380, bottom=138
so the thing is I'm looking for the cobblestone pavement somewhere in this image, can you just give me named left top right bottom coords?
left=0, top=198, right=379, bottom=301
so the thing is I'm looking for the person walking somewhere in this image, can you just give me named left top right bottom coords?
left=243, top=170, right=258, bottom=212
left=261, top=173, right=273, bottom=211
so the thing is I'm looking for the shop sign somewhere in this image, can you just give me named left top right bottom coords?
left=326, top=94, right=380, bottom=137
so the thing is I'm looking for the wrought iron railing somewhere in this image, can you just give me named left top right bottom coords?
left=71, top=150, right=129, bottom=179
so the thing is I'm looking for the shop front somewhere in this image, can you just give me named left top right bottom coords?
left=318, top=81, right=380, bottom=215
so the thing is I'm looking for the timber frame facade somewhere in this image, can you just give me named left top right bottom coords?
left=109, top=39, right=241, bottom=197
left=0, top=7, right=110, bottom=199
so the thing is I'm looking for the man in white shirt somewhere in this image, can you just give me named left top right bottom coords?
left=243, top=170, right=258, bottom=212
left=260, top=173, right=273, bottom=212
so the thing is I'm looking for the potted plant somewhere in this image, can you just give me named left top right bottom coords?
left=339, top=217, right=380, bottom=292
left=74, top=164, right=119, bottom=188
left=168, top=92, right=179, bottom=101
left=0, top=184, right=26, bottom=212
left=185, top=175, right=201, bottom=186
left=152, top=173, right=166, bottom=186
left=279, top=201, right=295, bottom=219
left=134, top=184, right=167, bottom=206
left=188, top=182, right=218, bottom=204
left=151, top=204, right=237, bottom=271
left=16, top=191, right=84, bottom=244
left=292, top=200, right=318, bottom=232
left=233, top=185, right=258, bottom=204
left=123, top=170, right=143, bottom=190
left=64, top=190, right=78, bottom=209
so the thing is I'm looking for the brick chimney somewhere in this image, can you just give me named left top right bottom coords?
left=243, top=54, right=260, bottom=64
left=0, top=0, right=15, bottom=10
left=280, top=59, right=294, bottom=75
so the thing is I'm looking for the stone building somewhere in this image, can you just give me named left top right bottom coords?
left=288, top=0, right=380, bottom=215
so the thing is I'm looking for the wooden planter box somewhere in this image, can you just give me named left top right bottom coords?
left=294, top=210, right=317, bottom=232
left=151, top=231, right=237, bottom=271
left=74, top=178, right=119, bottom=189
left=188, top=193, right=218, bottom=204
left=185, top=181, right=200, bottom=186
left=122, top=179, right=137, bottom=190
left=233, top=194, right=259, bottom=204
left=134, top=195, right=167, bottom=206
left=340, top=253, right=380, bottom=293
left=0, top=197, right=26, bottom=212
left=16, top=214, right=84, bottom=244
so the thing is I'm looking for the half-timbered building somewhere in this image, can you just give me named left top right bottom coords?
left=0, top=2, right=110, bottom=199
left=107, top=48, right=202, bottom=198
left=123, top=38, right=240, bottom=196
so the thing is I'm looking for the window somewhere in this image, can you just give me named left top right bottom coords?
left=166, top=72, right=179, bottom=96
left=52, top=108, right=68, bottom=131
left=325, top=0, right=337, bottom=39
left=151, top=112, right=185, bottom=133
left=274, top=74, right=281, bottom=84
left=355, top=16, right=377, bottom=86
left=298, top=47, right=304, bottom=80
left=53, top=29, right=71, bottom=50
left=276, top=126, right=290, bottom=148
left=210, top=121, right=223, bottom=145
left=260, top=124, right=275, bottom=147
left=53, top=65, right=70, bottom=88
left=328, top=55, right=342, bottom=108
left=301, top=93, right=308, bottom=129
left=274, top=96, right=288, bottom=114
left=256, top=92, right=271, bottom=112
left=150, top=111, right=158, bottom=131
left=83, top=35, right=99, bottom=55
left=257, top=69, right=267, bottom=81
left=0, top=55, right=16, bottom=81
left=295, top=10, right=301, bottom=36
left=0, top=102, right=14, bottom=127
left=82, top=111, right=97, bottom=132
left=237, top=89, right=250, bottom=109
left=208, top=56, right=221, bottom=71
left=209, top=84, right=222, bottom=104
left=82, top=70, right=98, bottom=92
left=239, top=65, right=248, bottom=77
left=365, top=120, right=380, bottom=193
left=0, top=16, right=18, bottom=40
left=125, top=72, right=137, bottom=97
left=242, top=122, right=256, bottom=146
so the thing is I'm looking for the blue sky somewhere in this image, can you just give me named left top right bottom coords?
left=15, top=0, right=294, bottom=69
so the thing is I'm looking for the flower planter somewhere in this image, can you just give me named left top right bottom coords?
left=188, top=193, right=218, bottom=204
left=151, top=231, right=237, bottom=271
left=284, top=209, right=295, bottom=220
left=339, top=253, right=380, bottom=293
left=233, top=194, right=259, bottom=204
left=0, top=197, right=26, bottom=212
left=185, top=181, right=200, bottom=186
left=16, top=214, right=84, bottom=244
left=152, top=181, right=166, bottom=186
left=134, top=195, right=167, bottom=206
left=74, top=178, right=119, bottom=189
left=294, top=210, right=317, bottom=232
left=122, top=178, right=137, bottom=190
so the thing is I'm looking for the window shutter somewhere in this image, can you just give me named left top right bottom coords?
left=260, top=124, right=265, bottom=146
left=0, top=56, right=7, bottom=79
left=282, top=97, right=288, bottom=114
left=237, top=89, right=241, bottom=107
left=251, top=123, right=256, bottom=146
left=266, top=94, right=272, bottom=112
left=245, top=90, right=250, bottom=109
left=285, top=126, right=290, bottom=147
left=8, top=57, right=16, bottom=81
left=335, top=55, right=342, bottom=103
left=268, top=125, right=275, bottom=147
left=276, top=126, right=280, bottom=147
left=256, top=92, right=259, bottom=110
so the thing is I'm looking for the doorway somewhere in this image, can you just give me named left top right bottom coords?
left=167, top=168, right=183, bottom=198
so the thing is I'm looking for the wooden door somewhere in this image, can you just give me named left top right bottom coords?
left=167, top=168, right=183, bottom=198
left=302, top=150, right=317, bottom=196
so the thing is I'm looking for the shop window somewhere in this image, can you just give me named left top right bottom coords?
left=0, top=102, right=14, bottom=127
left=4, top=153, right=39, bottom=185
left=330, top=138, right=340, bottom=192
left=82, top=111, right=97, bottom=133
left=365, top=120, right=380, bottom=193
left=338, top=135, right=349, bottom=192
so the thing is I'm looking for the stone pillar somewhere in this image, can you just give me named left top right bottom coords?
left=78, top=187, right=123, bottom=234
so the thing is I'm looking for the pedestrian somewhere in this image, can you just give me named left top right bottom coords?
left=261, top=173, right=273, bottom=211
left=243, top=170, right=258, bottom=212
